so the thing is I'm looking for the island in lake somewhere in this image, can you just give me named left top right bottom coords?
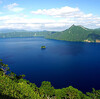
left=41, top=46, right=46, bottom=49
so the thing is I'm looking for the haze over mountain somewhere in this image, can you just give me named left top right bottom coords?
left=0, top=25, right=100, bottom=43
left=0, top=30, right=52, bottom=38
left=0, top=29, right=27, bottom=33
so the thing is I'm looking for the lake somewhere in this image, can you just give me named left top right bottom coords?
left=0, top=37, right=100, bottom=92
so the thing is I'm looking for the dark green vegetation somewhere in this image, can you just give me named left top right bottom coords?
left=0, top=59, right=100, bottom=99
left=46, top=25, right=100, bottom=42
left=0, top=25, right=100, bottom=43
left=41, top=46, right=46, bottom=49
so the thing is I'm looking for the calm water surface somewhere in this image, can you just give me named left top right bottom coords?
left=0, top=37, right=100, bottom=92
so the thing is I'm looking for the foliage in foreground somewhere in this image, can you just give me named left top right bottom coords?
left=0, top=59, right=100, bottom=99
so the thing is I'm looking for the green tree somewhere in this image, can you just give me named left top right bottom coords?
left=86, top=88, right=100, bottom=99
left=39, top=81, right=55, bottom=99
left=0, top=59, right=9, bottom=75
left=55, top=89, right=66, bottom=99
left=64, top=86, right=81, bottom=99
left=8, top=72, right=16, bottom=80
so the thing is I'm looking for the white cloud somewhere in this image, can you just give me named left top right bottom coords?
left=0, top=15, right=67, bottom=31
left=6, top=3, right=18, bottom=8
left=0, top=14, right=100, bottom=31
left=31, top=6, right=80, bottom=18
left=31, top=6, right=94, bottom=20
left=4, top=3, right=24, bottom=12
left=30, top=6, right=100, bottom=30
left=0, top=6, right=100, bottom=31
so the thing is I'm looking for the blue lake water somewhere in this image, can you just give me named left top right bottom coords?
left=0, top=37, right=100, bottom=92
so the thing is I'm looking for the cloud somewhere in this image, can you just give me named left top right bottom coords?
left=31, top=6, right=80, bottom=18
left=4, top=3, right=24, bottom=12
left=0, top=14, right=100, bottom=31
left=30, top=6, right=100, bottom=30
left=0, top=6, right=100, bottom=31
left=31, top=6, right=94, bottom=20
left=0, top=15, right=67, bottom=31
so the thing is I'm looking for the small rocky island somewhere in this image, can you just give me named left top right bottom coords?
left=41, top=46, right=46, bottom=49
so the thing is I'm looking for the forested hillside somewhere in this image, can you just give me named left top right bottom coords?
left=0, top=25, right=100, bottom=43
left=0, top=59, right=100, bottom=99
left=46, top=25, right=100, bottom=42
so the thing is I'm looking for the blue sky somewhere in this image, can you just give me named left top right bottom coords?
left=0, top=0, right=100, bottom=31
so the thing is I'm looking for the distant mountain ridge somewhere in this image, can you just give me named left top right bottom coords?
left=0, top=25, right=100, bottom=42
left=0, top=30, right=52, bottom=38
left=0, top=29, right=27, bottom=33
left=46, top=25, right=100, bottom=43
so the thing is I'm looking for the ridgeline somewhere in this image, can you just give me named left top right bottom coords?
left=46, top=25, right=100, bottom=43
left=0, top=25, right=100, bottom=43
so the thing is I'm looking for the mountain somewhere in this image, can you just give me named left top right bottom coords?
left=46, top=25, right=100, bottom=42
left=0, top=25, right=100, bottom=42
left=0, top=29, right=27, bottom=33
left=0, top=30, right=52, bottom=38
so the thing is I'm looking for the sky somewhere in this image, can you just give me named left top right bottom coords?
left=0, top=0, right=100, bottom=31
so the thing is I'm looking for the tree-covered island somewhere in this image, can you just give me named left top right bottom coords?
left=41, top=46, right=46, bottom=49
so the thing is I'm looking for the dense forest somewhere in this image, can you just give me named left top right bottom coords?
left=0, top=25, right=100, bottom=43
left=46, top=25, right=100, bottom=42
left=0, top=59, right=100, bottom=99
